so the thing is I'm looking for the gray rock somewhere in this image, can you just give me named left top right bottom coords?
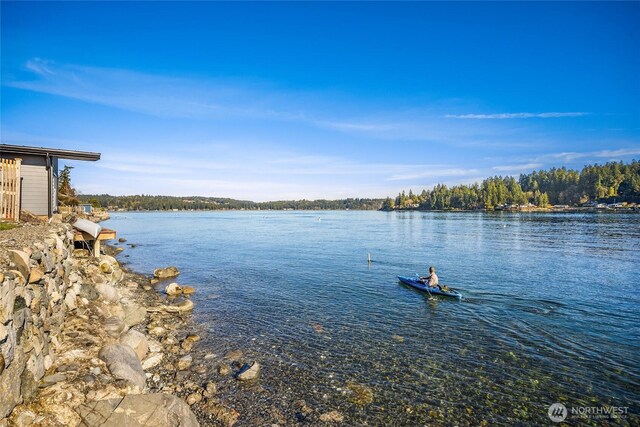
left=148, top=326, right=166, bottom=337
left=79, top=283, right=100, bottom=301
left=177, top=354, right=192, bottom=371
left=28, top=267, right=44, bottom=284
left=40, top=372, right=68, bottom=387
left=1, top=280, right=16, bottom=324
left=119, top=330, right=148, bottom=361
left=98, top=344, right=146, bottom=390
left=122, top=301, right=146, bottom=327
left=14, top=409, right=37, bottom=427
left=180, top=339, right=195, bottom=351
left=141, top=353, right=163, bottom=370
left=69, top=271, right=81, bottom=284
left=205, top=382, right=217, bottom=396
left=104, top=316, right=126, bottom=338
left=25, top=350, right=44, bottom=383
left=96, top=283, right=119, bottom=303
left=100, top=254, right=119, bottom=268
left=76, top=393, right=198, bottom=427
left=164, top=283, right=182, bottom=296
left=236, top=361, right=260, bottom=381
left=153, top=266, right=180, bottom=279
left=0, top=347, right=25, bottom=418
left=64, top=290, right=77, bottom=310
left=8, top=250, right=30, bottom=280
left=186, top=392, right=202, bottom=406
left=163, top=299, right=194, bottom=313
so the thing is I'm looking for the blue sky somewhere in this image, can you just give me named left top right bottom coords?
left=1, top=2, right=639, bottom=201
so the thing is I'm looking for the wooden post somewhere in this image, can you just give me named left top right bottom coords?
left=0, top=160, right=4, bottom=219
left=94, top=239, right=101, bottom=258
left=1, top=158, right=20, bottom=221
left=14, top=158, right=21, bottom=220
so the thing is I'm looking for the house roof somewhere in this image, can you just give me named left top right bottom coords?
left=0, top=144, right=101, bottom=161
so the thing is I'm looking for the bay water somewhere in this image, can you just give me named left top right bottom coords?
left=105, top=211, right=640, bottom=425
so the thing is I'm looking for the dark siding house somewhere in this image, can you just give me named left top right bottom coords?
left=0, top=144, right=100, bottom=218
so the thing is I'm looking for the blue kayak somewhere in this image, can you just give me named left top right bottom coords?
left=397, top=276, right=463, bottom=299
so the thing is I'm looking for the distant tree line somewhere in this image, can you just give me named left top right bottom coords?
left=79, top=161, right=639, bottom=212
left=78, top=194, right=385, bottom=211
left=384, top=160, right=640, bottom=210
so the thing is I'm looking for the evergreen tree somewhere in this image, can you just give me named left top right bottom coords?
left=58, top=166, right=80, bottom=206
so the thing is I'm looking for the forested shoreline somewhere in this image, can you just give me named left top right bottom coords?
left=77, top=161, right=640, bottom=212
left=384, top=161, right=640, bottom=210
left=77, top=194, right=385, bottom=211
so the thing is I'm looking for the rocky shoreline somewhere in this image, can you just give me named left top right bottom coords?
left=1, top=221, right=351, bottom=426
left=0, top=223, right=242, bottom=426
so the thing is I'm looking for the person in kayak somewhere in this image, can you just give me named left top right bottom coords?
left=420, top=266, right=441, bottom=289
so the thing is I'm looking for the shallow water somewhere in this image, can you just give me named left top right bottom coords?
left=106, top=211, right=640, bottom=425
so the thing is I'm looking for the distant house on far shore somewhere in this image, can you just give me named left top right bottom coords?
left=1, top=144, right=100, bottom=219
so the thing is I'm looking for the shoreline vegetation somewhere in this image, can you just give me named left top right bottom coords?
left=78, top=160, right=640, bottom=213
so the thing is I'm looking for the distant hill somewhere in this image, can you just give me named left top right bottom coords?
left=77, top=194, right=385, bottom=211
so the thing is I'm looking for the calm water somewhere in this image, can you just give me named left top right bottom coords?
left=105, top=211, right=640, bottom=425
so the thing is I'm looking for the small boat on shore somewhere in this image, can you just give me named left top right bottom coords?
left=73, top=218, right=102, bottom=239
left=397, top=276, right=463, bottom=299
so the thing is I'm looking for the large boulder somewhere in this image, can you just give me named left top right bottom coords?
left=96, top=283, right=119, bottom=303
left=104, top=316, right=126, bottom=338
left=98, top=344, right=146, bottom=390
left=0, top=347, right=25, bottom=418
left=8, top=250, right=30, bottom=280
left=164, top=283, right=182, bottom=296
left=153, top=266, right=180, bottom=279
left=119, top=330, right=148, bottom=361
left=121, top=300, right=146, bottom=327
left=76, top=393, right=198, bottom=427
left=100, top=255, right=119, bottom=269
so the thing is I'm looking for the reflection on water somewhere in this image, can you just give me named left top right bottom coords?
left=107, top=211, right=640, bottom=425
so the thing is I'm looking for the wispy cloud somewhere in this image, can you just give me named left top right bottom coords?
left=5, top=58, right=583, bottom=148
left=492, top=163, right=543, bottom=172
left=445, top=112, right=590, bottom=119
left=8, top=59, right=294, bottom=120
left=387, top=168, right=477, bottom=181
left=541, top=147, right=640, bottom=163
left=320, top=120, right=397, bottom=132
left=7, top=59, right=447, bottom=141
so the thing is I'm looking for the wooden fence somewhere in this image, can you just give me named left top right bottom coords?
left=1, top=158, right=22, bottom=221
